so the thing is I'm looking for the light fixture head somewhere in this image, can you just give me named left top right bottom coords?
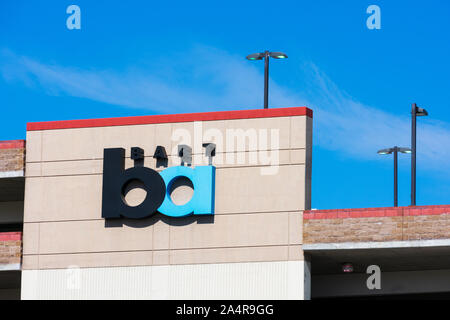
left=246, top=52, right=264, bottom=61
left=378, top=147, right=412, bottom=155
left=399, top=147, right=412, bottom=154
left=269, top=52, right=288, bottom=59
left=377, top=148, right=393, bottom=155
left=414, top=105, right=428, bottom=117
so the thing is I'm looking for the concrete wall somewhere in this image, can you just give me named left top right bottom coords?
left=22, top=107, right=312, bottom=299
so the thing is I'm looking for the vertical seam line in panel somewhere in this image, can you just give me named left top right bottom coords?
left=152, top=225, right=154, bottom=266
left=169, top=217, right=172, bottom=265
left=151, top=217, right=155, bottom=266
left=288, top=116, right=292, bottom=162
left=287, top=212, right=291, bottom=261
left=39, top=130, right=43, bottom=164
left=37, top=223, right=40, bottom=270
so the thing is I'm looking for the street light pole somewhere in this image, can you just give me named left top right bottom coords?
left=378, top=146, right=411, bottom=207
left=246, top=51, right=288, bottom=109
left=411, top=103, right=428, bottom=206
left=411, top=104, right=417, bottom=206
left=393, top=146, right=398, bottom=207
left=264, top=51, right=269, bottom=109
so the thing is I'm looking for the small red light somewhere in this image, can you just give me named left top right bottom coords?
left=342, top=263, right=354, bottom=273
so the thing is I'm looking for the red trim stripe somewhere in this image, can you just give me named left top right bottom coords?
left=304, top=205, right=450, bottom=220
left=27, top=107, right=313, bottom=131
left=0, top=140, right=25, bottom=149
left=0, top=232, right=22, bottom=241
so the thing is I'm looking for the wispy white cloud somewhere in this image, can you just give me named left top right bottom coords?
left=1, top=46, right=450, bottom=174
left=305, top=65, right=450, bottom=172
left=0, top=47, right=273, bottom=113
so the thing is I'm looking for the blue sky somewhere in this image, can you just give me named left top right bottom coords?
left=1, top=0, right=449, bottom=209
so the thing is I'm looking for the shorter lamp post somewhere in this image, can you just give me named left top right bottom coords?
left=378, top=146, right=411, bottom=207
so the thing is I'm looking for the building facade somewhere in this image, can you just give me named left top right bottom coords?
left=21, top=107, right=312, bottom=299
left=0, top=106, right=449, bottom=299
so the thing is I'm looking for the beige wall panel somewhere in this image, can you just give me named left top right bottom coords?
left=35, top=212, right=290, bottom=255
left=288, top=245, right=303, bottom=261
left=24, top=175, right=103, bottom=223
left=28, top=149, right=303, bottom=177
left=37, top=251, right=153, bottom=269
left=197, top=149, right=295, bottom=169
left=170, top=122, right=195, bottom=156
left=223, top=117, right=290, bottom=151
left=199, top=119, right=227, bottom=155
left=23, top=177, right=45, bottom=222
left=38, top=122, right=168, bottom=161
left=210, top=117, right=290, bottom=152
left=42, top=160, right=103, bottom=177
left=22, top=255, right=39, bottom=270
left=215, top=165, right=306, bottom=214
left=25, top=162, right=41, bottom=177
left=153, top=250, right=170, bottom=266
left=25, top=131, right=42, bottom=163
left=39, top=158, right=157, bottom=177
left=170, top=117, right=292, bottom=156
left=153, top=123, right=174, bottom=152
left=304, top=116, right=313, bottom=210
left=24, top=164, right=305, bottom=222
left=169, top=212, right=289, bottom=250
left=22, top=246, right=293, bottom=270
left=22, top=114, right=310, bottom=271
left=38, top=219, right=154, bottom=254
left=290, top=149, right=306, bottom=164
left=35, top=116, right=303, bottom=163
left=22, top=222, right=39, bottom=254
left=290, top=116, right=307, bottom=149
left=153, top=218, right=170, bottom=250
left=289, top=212, right=303, bottom=245
left=169, top=246, right=289, bottom=265
left=40, top=125, right=157, bottom=162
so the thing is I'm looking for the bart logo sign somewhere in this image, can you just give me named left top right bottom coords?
left=101, top=145, right=215, bottom=219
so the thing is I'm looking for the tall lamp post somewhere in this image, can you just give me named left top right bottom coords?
left=411, top=103, right=428, bottom=206
left=246, top=51, right=288, bottom=109
left=378, top=146, right=411, bottom=207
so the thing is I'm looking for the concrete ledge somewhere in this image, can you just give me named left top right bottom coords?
left=303, top=239, right=450, bottom=251
left=0, top=170, right=24, bottom=178
left=0, top=263, right=21, bottom=271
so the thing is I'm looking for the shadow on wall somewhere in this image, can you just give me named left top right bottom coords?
left=104, top=213, right=214, bottom=228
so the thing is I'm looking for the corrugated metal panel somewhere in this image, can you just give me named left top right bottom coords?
left=21, top=261, right=305, bottom=300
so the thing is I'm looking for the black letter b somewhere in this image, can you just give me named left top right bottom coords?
left=101, top=148, right=166, bottom=219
